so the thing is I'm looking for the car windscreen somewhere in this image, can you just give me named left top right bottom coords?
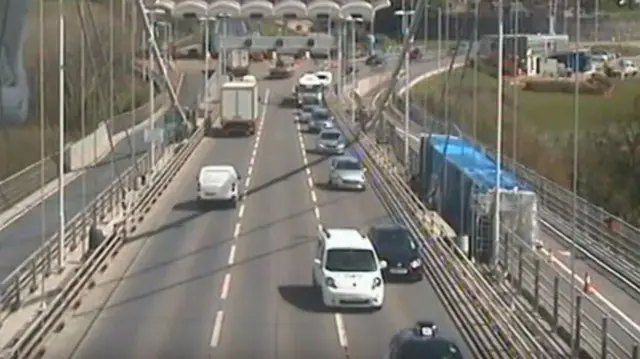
left=325, top=249, right=377, bottom=272
left=399, top=340, right=464, bottom=359
left=320, top=132, right=341, bottom=140
left=336, top=160, right=362, bottom=170
left=300, top=85, right=322, bottom=93
left=302, top=95, right=320, bottom=105
left=313, top=110, right=330, bottom=120
left=200, top=170, right=229, bottom=185
left=317, top=74, right=328, bottom=80
left=374, top=228, right=416, bottom=255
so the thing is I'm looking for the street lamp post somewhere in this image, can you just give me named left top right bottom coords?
left=144, top=8, right=165, bottom=172
left=394, top=8, right=415, bottom=168
left=200, top=15, right=215, bottom=127
left=344, top=16, right=363, bottom=122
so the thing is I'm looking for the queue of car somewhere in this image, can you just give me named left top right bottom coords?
left=195, top=69, right=462, bottom=357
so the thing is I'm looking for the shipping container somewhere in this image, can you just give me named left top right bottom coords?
left=411, top=134, right=540, bottom=264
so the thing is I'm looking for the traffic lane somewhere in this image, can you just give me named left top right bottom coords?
left=0, top=72, right=206, bottom=281
left=530, top=248, right=638, bottom=354
left=539, top=225, right=640, bottom=331
left=397, top=116, right=640, bottom=354
left=394, top=96, right=640, bottom=346
left=216, top=86, right=345, bottom=358
left=300, top=129, right=472, bottom=359
left=41, top=126, right=258, bottom=359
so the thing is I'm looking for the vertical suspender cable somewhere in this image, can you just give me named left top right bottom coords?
left=57, top=8, right=66, bottom=271
left=38, top=0, right=48, bottom=309
left=133, top=0, right=190, bottom=129
left=80, top=0, right=87, bottom=255
left=131, top=0, right=137, bottom=172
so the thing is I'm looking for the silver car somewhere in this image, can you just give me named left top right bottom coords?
left=328, top=155, right=367, bottom=190
left=316, top=129, right=345, bottom=154
left=308, top=108, right=335, bottom=133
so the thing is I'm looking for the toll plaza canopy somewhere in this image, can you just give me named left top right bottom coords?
left=148, top=0, right=391, bottom=21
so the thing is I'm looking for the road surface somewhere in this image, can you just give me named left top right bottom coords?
left=0, top=72, right=205, bottom=281
left=38, top=64, right=470, bottom=359
left=394, top=59, right=640, bottom=352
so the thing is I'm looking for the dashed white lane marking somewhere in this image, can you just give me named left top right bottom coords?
left=220, top=273, right=231, bottom=299
left=210, top=310, right=225, bottom=347
left=233, top=222, right=242, bottom=239
left=307, top=177, right=314, bottom=188
left=334, top=313, right=349, bottom=348
left=228, top=245, right=236, bottom=265
left=310, top=190, right=317, bottom=204
left=212, top=88, right=270, bottom=350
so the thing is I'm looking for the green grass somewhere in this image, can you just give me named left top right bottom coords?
left=590, top=43, right=640, bottom=56
left=411, top=67, right=640, bottom=187
left=412, top=67, right=640, bottom=135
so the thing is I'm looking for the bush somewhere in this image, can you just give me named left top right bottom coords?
left=523, top=76, right=613, bottom=96
left=0, top=0, right=148, bottom=179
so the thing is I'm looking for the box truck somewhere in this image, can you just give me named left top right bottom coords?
left=219, top=76, right=259, bottom=136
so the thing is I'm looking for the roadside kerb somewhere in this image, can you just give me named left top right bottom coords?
left=384, top=67, right=640, bottom=357
left=0, top=36, right=199, bottom=231
left=3, top=122, right=203, bottom=359
left=0, top=121, right=206, bottom=359
left=327, top=79, right=558, bottom=356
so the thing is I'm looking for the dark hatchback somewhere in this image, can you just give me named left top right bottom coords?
left=368, top=224, right=422, bottom=281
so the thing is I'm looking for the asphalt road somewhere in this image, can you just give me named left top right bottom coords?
left=0, top=72, right=205, bottom=281
left=394, top=59, right=640, bottom=354
left=38, top=64, right=470, bottom=359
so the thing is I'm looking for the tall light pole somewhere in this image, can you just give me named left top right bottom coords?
left=144, top=8, right=163, bottom=171
left=346, top=16, right=363, bottom=122
left=570, top=2, right=581, bottom=355
left=201, top=15, right=214, bottom=126
left=57, top=8, right=66, bottom=271
left=493, top=0, right=505, bottom=271
left=395, top=8, right=415, bottom=167
left=337, top=19, right=343, bottom=96
left=218, top=14, right=230, bottom=81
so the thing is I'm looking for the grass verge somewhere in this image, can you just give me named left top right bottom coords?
left=0, top=1, right=150, bottom=180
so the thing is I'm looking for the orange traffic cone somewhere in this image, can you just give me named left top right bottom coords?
left=583, top=272, right=594, bottom=294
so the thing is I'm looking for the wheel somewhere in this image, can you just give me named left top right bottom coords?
left=312, top=274, right=318, bottom=287
left=229, top=199, right=237, bottom=209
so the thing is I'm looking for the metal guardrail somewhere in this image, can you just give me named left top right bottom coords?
left=3, top=123, right=205, bottom=359
left=384, top=100, right=640, bottom=358
left=0, top=145, right=160, bottom=324
left=0, top=35, right=199, bottom=219
left=329, top=91, right=560, bottom=357
left=391, top=85, right=640, bottom=297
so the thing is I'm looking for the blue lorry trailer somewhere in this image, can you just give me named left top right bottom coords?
left=410, top=133, right=540, bottom=264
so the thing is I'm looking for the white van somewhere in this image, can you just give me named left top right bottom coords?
left=197, top=165, right=241, bottom=208
left=314, top=71, right=332, bottom=87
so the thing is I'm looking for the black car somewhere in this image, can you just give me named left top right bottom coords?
left=388, top=322, right=464, bottom=359
left=368, top=223, right=422, bottom=281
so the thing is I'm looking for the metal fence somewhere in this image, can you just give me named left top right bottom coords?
left=383, top=101, right=640, bottom=358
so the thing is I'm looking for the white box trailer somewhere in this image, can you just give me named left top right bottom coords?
left=220, top=77, right=259, bottom=136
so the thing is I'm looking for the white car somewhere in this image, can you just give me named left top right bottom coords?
left=312, top=225, right=386, bottom=310
left=315, top=71, right=332, bottom=87
left=197, top=165, right=241, bottom=208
